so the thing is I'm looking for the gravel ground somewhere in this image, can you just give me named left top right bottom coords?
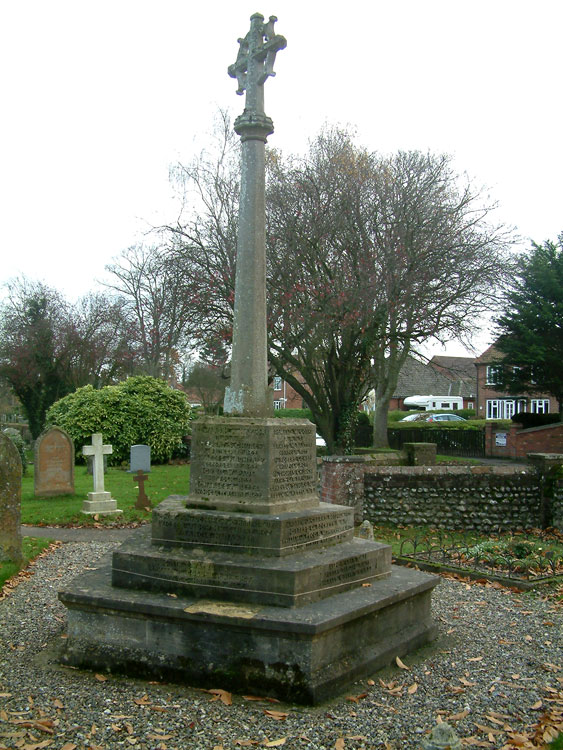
left=0, top=541, right=561, bottom=750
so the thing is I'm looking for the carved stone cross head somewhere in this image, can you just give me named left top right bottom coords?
left=228, top=13, right=286, bottom=113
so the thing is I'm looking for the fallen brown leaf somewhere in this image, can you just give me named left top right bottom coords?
left=407, top=683, right=418, bottom=694
left=207, top=689, right=232, bottom=706
left=264, top=739, right=286, bottom=747
left=94, top=674, right=107, bottom=682
left=447, top=710, right=469, bottom=721
left=264, top=710, right=289, bottom=720
left=345, top=692, right=367, bottom=703
left=334, top=739, right=345, bottom=750
left=395, top=656, right=410, bottom=670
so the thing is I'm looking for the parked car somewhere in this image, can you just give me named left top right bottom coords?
left=425, top=413, right=467, bottom=422
left=399, top=413, right=427, bottom=422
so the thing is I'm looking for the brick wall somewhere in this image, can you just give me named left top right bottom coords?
left=485, top=422, right=563, bottom=459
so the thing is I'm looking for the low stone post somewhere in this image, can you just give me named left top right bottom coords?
left=421, top=722, right=461, bottom=750
left=403, top=442, right=437, bottom=466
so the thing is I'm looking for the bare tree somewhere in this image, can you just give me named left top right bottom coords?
left=163, top=122, right=513, bottom=452
left=104, top=244, right=195, bottom=379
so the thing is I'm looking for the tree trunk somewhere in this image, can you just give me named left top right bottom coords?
left=372, top=400, right=389, bottom=448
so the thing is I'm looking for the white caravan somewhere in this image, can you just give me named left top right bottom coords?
left=403, top=394, right=463, bottom=411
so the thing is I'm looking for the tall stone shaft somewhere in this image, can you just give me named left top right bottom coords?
left=223, top=13, right=286, bottom=417
left=223, top=117, right=272, bottom=416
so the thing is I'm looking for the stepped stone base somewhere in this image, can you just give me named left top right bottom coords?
left=60, top=414, right=439, bottom=703
left=59, top=561, right=438, bottom=704
left=82, top=492, right=121, bottom=515
left=112, top=527, right=391, bottom=607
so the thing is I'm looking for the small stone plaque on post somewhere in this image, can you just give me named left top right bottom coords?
left=0, top=431, right=23, bottom=563
left=34, top=426, right=75, bottom=497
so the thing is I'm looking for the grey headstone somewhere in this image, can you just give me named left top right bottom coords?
left=130, top=444, right=151, bottom=474
left=0, top=431, right=23, bottom=563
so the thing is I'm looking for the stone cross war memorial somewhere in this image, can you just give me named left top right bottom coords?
left=58, top=13, right=439, bottom=703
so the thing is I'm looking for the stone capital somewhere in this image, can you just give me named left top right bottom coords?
left=234, top=112, right=274, bottom=142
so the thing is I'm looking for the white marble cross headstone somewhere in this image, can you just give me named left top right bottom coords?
left=83, top=433, right=112, bottom=494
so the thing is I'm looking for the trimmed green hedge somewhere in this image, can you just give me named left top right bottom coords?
left=46, top=376, right=192, bottom=465
left=511, top=412, right=561, bottom=429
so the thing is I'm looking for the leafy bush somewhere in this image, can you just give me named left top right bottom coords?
left=511, top=412, right=561, bottom=429
left=2, top=427, right=27, bottom=475
left=46, top=376, right=192, bottom=465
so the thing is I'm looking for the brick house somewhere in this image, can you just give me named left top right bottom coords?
left=387, top=355, right=476, bottom=411
left=272, top=374, right=305, bottom=410
left=474, top=344, right=555, bottom=419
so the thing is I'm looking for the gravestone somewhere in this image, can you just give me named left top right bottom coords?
left=59, top=13, right=438, bottom=704
left=34, top=426, right=75, bottom=497
left=81, top=433, right=121, bottom=515
left=130, top=444, right=151, bottom=474
left=0, top=431, right=23, bottom=564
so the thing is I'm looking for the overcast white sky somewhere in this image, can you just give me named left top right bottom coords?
left=1, top=0, right=561, bottom=356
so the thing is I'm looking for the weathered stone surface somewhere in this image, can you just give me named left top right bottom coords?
left=112, top=527, right=391, bottom=607
left=422, top=722, right=462, bottom=750
left=59, top=562, right=438, bottom=704
left=34, top=426, right=74, bottom=497
left=403, top=442, right=437, bottom=466
left=0, top=431, right=23, bottom=563
left=189, top=417, right=318, bottom=514
left=152, top=496, right=354, bottom=557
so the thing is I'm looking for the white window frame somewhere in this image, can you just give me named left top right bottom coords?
left=486, top=398, right=527, bottom=419
left=273, top=400, right=282, bottom=410
left=530, top=399, right=550, bottom=414
left=486, top=365, right=503, bottom=386
left=273, top=376, right=282, bottom=391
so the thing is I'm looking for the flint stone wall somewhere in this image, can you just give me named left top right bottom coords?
left=321, top=457, right=563, bottom=532
left=363, top=466, right=559, bottom=531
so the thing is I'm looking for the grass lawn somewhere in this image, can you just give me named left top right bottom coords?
left=0, top=537, right=52, bottom=589
left=21, top=462, right=190, bottom=526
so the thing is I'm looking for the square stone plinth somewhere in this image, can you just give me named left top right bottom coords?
left=189, top=417, right=318, bottom=514
left=59, top=563, right=439, bottom=704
